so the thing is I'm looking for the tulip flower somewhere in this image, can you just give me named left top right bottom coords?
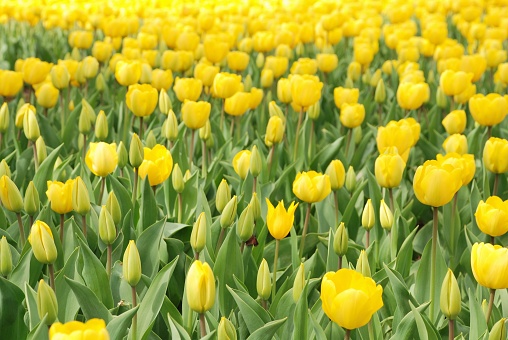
left=440, top=70, right=474, bottom=96
left=151, top=69, right=173, bottom=91
left=340, top=103, right=365, bottom=129
left=469, top=94, right=508, bottom=128
left=333, top=87, right=359, bottom=109
left=375, top=147, right=406, bottom=190
left=138, top=144, right=173, bottom=187
left=292, top=171, right=331, bottom=204
left=265, top=116, right=284, bottom=148
left=475, top=196, right=508, bottom=238
left=194, top=63, right=220, bottom=88
left=233, top=150, right=251, bottom=180
left=256, top=258, right=271, bottom=303
left=22, top=57, right=52, bottom=85
left=436, top=153, right=475, bottom=187
left=46, top=179, right=74, bottom=242
left=37, top=279, right=58, bottom=324
left=86, top=142, right=118, bottom=177
left=190, top=212, right=207, bottom=256
left=317, top=53, right=338, bottom=74
left=115, top=60, right=141, bottom=86
left=440, top=268, right=461, bottom=325
left=396, top=82, right=430, bottom=110
left=49, top=319, right=109, bottom=340
left=227, top=51, right=250, bottom=72
left=185, top=260, right=215, bottom=337
left=92, top=41, right=113, bottom=63
left=126, top=84, right=158, bottom=118
left=0, top=70, right=23, bottom=98
left=265, top=56, right=288, bottom=78
left=443, top=134, right=468, bottom=155
left=225, top=91, right=252, bottom=117
left=277, top=78, right=292, bottom=104
left=173, top=77, right=203, bottom=102
left=442, top=110, right=467, bottom=135
left=123, top=240, right=142, bottom=287
left=217, top=317, right=237, bottom=340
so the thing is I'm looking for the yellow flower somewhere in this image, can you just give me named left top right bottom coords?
left=123, top=240, right=142, bottom=287
left=249, top=87, right=264, bottom=109
left=292, top=171, right=331, bottom=203
left=46, top=180, right=74, bottom=215
left=0, top=70, right=23, bottom=98
left=225, top=92, right=252, bottom=117
left=260, top=69, right=274, bottom=88
left=277, top=78, right=292, bottom=103
left=115, top=60, right=141, bottom=86
left=396, top=82, right=430, bottom=110
left=126, top=84, right=158, bottom=117
left=151, top=69, right=173, bottom=91
left=185, top=260, right=215, bottom=313
left=471, top=242, right=508, bottom=289
left=265, top=198, right=298, bottom=239
left=22, top=57, right=52, bottom=85
left=68, top=30, right=93, bottom=49
left=0, top=175, right=23, bottom=213
left=333, top=87, right=359, bottom=109
left=227, top=51, right=250, bottom=72
left=82, top=56, right=99, bottom=79
left=49, top=319, right=109, bottom=340
left=85, top=142, right=118, bottom=177
left=325, top=160, right=346, bottom=190
left=173, top=77, right=203, bottom=102
left=212, top=72, right=243, bottom=99
left=35, top=83, right=59, bottom=109
left=442, top=110, right=466, bottom=135
left=290, top=58, right=318, bottom=75
left=375, top=147, right=406, bottom=188
left=347, top=61, right=362, bottom=81
left=340, top=103, right=365, bottom=129
left=483, top=137, right=508, bottom=174
left=265, top=116, right=284, bottom=147
left=460, top=54, right=486, bottom=82
left=92, top=41, right=113, bottom=63
left=290, top=74, right=323, bottom=109
left=50, top=65, right=70, bottom=90
left=265, top=56, right=289, bottom=78
left=252, top=31, right=275, bottom=53
left=377, top=121, right=415, bottom=163
left=28, top=220, right=57, bottom=264
left=317, top=53, right=338, bottom=73
left=469, top=94, right=508, bottom=127
left=233, top=150, right=251, bottom=180
left=436, top=153, right=476, bottom=186
left=194, top=63, right=219, bottom=88
left=413, top=160, right=462, bottom=207
left=321, top=269, right=383, bottom=330
left=138, top=144, right=173, bottom=186
left=443, top=134, right=468, bottom=155
left=440, top=70, right=473, bottom=96
left=475, top=196, right=508, bottom=237
left=181, top=100, right=211, bottom=130
left=204, top=37, right=229, bottom=64
left=161, top=50, right=194, bottom=73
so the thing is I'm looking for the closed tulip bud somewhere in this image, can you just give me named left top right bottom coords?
left=78, top=106, right=92, bottom=134
left=86, top=142, right=118, bottom=177
left=123, top=240, right=141, bottom=287
left=293, top=263, right=305, bottom=303
left=129, top=133, right=144, bottom=168
left=374, top=79, right=386, bottom=103
left=172, top=163, right=184, bottom=193
left=243, top=74, right=253, bottom=92
left=24, top=181, right=39, bottom=216
left=475, top=196, right=508, bottom=237
left=0, top=103, right=9, bottom=133
left=139, top=63, right=152, bottom=84
left=268, top=101, right=284, bottom=120
left=37, top=280, right=58, bottom=325
left=250, top=146, right=262, bottom=178
left=260, top=69, right=274, bottom=88
left=96, top=73, right=106, bottom=92
left=347, top=62, right=362, bottom=81
left=72, top=176, right=90, bottom=215
left=0, top=175, right=23, bottom=213
left=0, top=236, right=12, bottom=277
left=345, top=166, right=356, bottom=192
left=233, top=150, right=251, bottom=180
left=95, top=110, right=108, bottom=141
left=0, top=160, right=10, bottom=179
left=51, top=65, right=70, bottom=89
left=442, top=110, right=467, bottom=135
left=218, top=317, right=237, bottom=340
left=104, top=192, right=121, bottom=227
left=293, top=171, right=331, bottom=203
left=380, top=200, right=393, bottom=231
left=237, top=204, right=255, bottom=242
left=440, top=268, right=461, bottom=320
left=356, top=250, right=371, bottom=277
left=23, top=109, right=40, bottom=141
left=46, top=180, right=74, bottom=214
left=191, top=212, right=207, bottom=254
left=162, top=110, right=178, bottom=142
left=308, top=102, right=320, bottom=120
left=99, top=206, right=116, bottom=245
left=489, top=318, right=507, bottom=340
left=436, top=87, right=448, bottom=109
left=115, top=60, right=141, bottom=86
left=250, top=192, right=261, bottom=220
left=339, top=103, right=365, bottom=129
left=256, top=258, right=271, bottom=300
left=220, top=195, right=237, bottom=229
left=15, top=102, right=32, bottom=129
left=290, top=75, right=323, bottom=109
left=344, top=77, right=354, bottom=89
left=145, top=131, right=157, bottom=149
left=199, top=120, right=211, bottom=141
left=29, top=221, right=57, bottom=264
left=362, top=199, right=375, bottom=230
left=159, top=90, right=171, bottom=115
left=34, top=136, right=47, bottom=164
left=353, top=127, right=362, bottom=145
left=35, top=83, right=59, bottom=109
left=117, top=142, right=128, bottom=169
left=186, top=260, right=215, bottom=313
left=334, top=222, right=348, bottom=256
left=206, top=135, right=214, bottom=148
left=256, top=53, right=265, bottom=69
left=443, top=134, right=468, bottom=155
left=362, top=69, right=372, bottom=85
left=326, top=160, right=346, bottom=190
left=216, top=179, right=231, bottom=213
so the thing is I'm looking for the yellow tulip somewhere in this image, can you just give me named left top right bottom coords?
left=317, top=53, right=338, bottom=73
left=290, top=74, right=323, bottom=109
left=396, top=82, right=430, bottom=110
left=49, top=319, right=109, bottom=340
left=161, top=50, right=194, bottom=73
left=176, top=31, right=200, bottom=52
left=292, top=171, right=331, bottom=203
left=0, top=175, right=23, bottom=213
left=151, top=69, right=173, bottom=91
left=35, top=83, right=59, bottom=109
left=115, top=60, right=141, bottom=86
left=126, top=84, right=158, bottom=117
left=233, top=150, right=251, bottom=180
left=469, top=94, right=508, bottom=127
left=252, top=31, right=275, bottom=53
left=265, top=116, right=284, bottom=147
left=375, top=147, right=406, bottom=188
left=0, top=70, right=23, bottom=98
left=68, top=30, right=93, bottom=49
left=265, top=56, right=289, bottom=78
left=173, top=77, right=203, bottom=102
left=333, top=87, right=359, bottom=109
left=204, top=37, right=229, bottom=64
left=82, top=56, right=99, bottom=79
left=413, top=160, right=462, bottom=207
left=475, top=196, right=508, bottom=237
left=138, top=144, right=173, bottom=186
left=85, top=142, right=118, bottom=177
left=277, top=78, right=292, bottom=104
left=436, top=153, right=476, bottom=186
left=325, top=160, right=346, bottom=190
left=227, top=51, right=250, bottom=72
left=260, top=69, right=274, bottom=88
left=440, top=70, right=473, bottom=96
left=347, top=61, right=362, bottom=81
left=194, top=63, right=219, bottom=88
left=321, top=269, right=383, bottom=330
left=50, top=65, right=70, bottom=90
left=377, top=123, right=414, bottom=163
left=28, top=220, right=57, bottom=264
left=460, top=54, right=486, bottom=82
left=442, top=110, right=467, bottom=135
left=483, top=137, right=508, bottom=174
left=265, top=198, right=298, bottom=239
left=22, top=57, right=52, bottom=85
left=471, top=242, right=508, bottom=289
left=340, top=103, right=365, bottom=129
left=92, top=41, right=113, bottom=63
left=225, top=92, right=252, bottom=117
left=181, top=100, right=211, bottom=130
left=123, top=240, right=142, bottom=287
left=185, top=260, right=216, bottom=313
left=249, top=87, right=264, bottom=110
left=212, top=72, right=243, bottom=99
left=46, top=180, right=74, bottom=214
left=443, top=134, right=468, bottom=155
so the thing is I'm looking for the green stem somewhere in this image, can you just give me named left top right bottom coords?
left=49, top=264, right=55, bottom=292
left=450, top=193, right=458, bottom=269
left=216, top=228, right=226, bottom=254
left=59, top=214, right=65, bottom=244
left=106, top=244, right=112, bottom=279
left=388, top=188, right=394, bottom=213
left=486, top=288, right=496, bottom=324
left=139, top=116, right=143, bottom=140
left=131, top=286, right=137, bottom=340
left=267, top=145, right=275, bottom=178
left=199, top=313, right=206, bottom=338
left=82, top=214, right=87, bottom=238
left=345, top=329, right=351, bottom=340
left=16, top=213, right=25, bottom=248
left=430, top=206, right=439, bottom=323
left=493, top=173, right=499, bottom=196
left=33, top=140, right=39, bottom=171
left=293, top=108, right=304, bottom=163
left=201, top=141, right=207, bottom=177
left=334, top=191, right=339, bottom=226
left=272, top=239, right=279, bottom=301
left=99, top=176, right=106, bottom=204
left=189, top=129, right=195, bottom=169
left=345, top=128, right=352, bottom=159
left=82, top=134, right=87, bottom=161
left=449, top=319, right=454, bottom=340
left=132, top=168, right=138, bottom=208
left=178, top=193, right=183, bottom=224
left=368, top=321, right=374, bottom=340
left=299, top=203, right=312, bottom=258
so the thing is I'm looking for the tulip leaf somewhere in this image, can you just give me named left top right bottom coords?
left=26, top=315, right=49, bottom=340
left=55, top=247, right=80, bottom=322
left=33, top=144, right=63, bottom=204
left=135, top=257, right=179, bottom=340
left=0, top=277, right=29, bottom=339
left=77, top=236, right=114, bottom=309
left=469, top=288, right=488, bottom=340
left=246, top=317, right=287, bottom=340
left=227, top=286, right=271, bottom=335
left=395, top=226, right=418, bottom=278
left=292, top=282, right=309, bottom=340
left=140, top=179, right=157, bottom=233
left=106, top=305, right=139, bottom=340
left=10, top=249, right=43, bottom=289
left=24, top=283, right=40, bottom=330
left=137, top=218, right=165, bottom=279
left=167, top=313, right=191, bottom=340
left=64, top=276, right=112, bottom=322
left=108, top=175, right=133, bottom=225
left=384, top=264, right=419, bottom=317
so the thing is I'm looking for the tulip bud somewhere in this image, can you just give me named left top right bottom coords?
left=362, top=69, right=371, bottom=85
left=216, top=179, right=231, bottom=213
left=256, top=53, right=264, bottom=68
left=14, top=101, right=30, bottom=129
left=106, top=191, right=121, bottom=225
left=344, top=77, right=354, bottom=89
left=81, top=99, right=96, bottom=124
left=95, top=110, right=108, bottom=141
left=183, top=170, right=192, bottom=182
left=199, top=120, right=211, bottom=141
left=0, top=103, right=9, bottom=133
left=482, top=299, right=488, bottom=318
left=220, top=195, right=237, bottom=229
left=36, top=136, right=47, bottom=164
left=250, top=192, right=261, bottom=220
left=28, top=221, right=58, bottom=264
left=489, top=318, right=507, bottom=340
left=24, top=181, right=39, bottom=216
left=161, top=110, right=178, bottom=141
left=307, top=102, right=320, bottom=120
left=374, top=79, right=386, bottom=104
left=99, top=206, right=116, bottom=245
left=23, top=109, right=40, bottom=141
left=326, top=160, right=346, bottom=190
left=123, top=240, right=142, bottom=287
left=333, top=222, right=349, bottom=256
left=250, top=145, right=262, bottom=178
left=78, top=107, right=92, bottom=134
left=345, top=166, right=356, bottom=192
left=68, top=100, right=74, bottom=111
left=37, top=279, right=58, bottom=325
left=356, top=250, right=371, bottom=277
left=293, top=262, right=305, bottom=303
left=129, top=133, right=144, bottom=168
left=159, top=90, right=172, bottom=115
left=0, top=236, right=12, bottom=277
left=237, top=204, right=255, bottom=242
left=436, top=87, right=448, bottom=109
left=71, top=47, right=81, bottom=60
left=353, top=126, right=362, bottom=144
left=494, top=81, right=504, bottom=95
left=96, top=73, right=106, bottom=92
left=145, top=131, right=157, bottom=149
left=206, top=135, right=214, bottom=148
left=244, top=74, right=253, bottom=92
left=268, top=101, right=285, bottom=120
left=72, top=176, right=90, bottom=215
left=256, top=258, right=271, bottom=300
left=117, top=142, right=128, bottom=169
left=439, top=268, right=461, bottom=320
left=0, top=160, right=10, bottom=179
left=191, top=212, right=207, bottom=254
left=0, top=175, right=23, bottom=213
left=427, top=69, right=435, bottom=85
left=379, top=200, right=393, bottom=231
left=265, top=91, right=272, bottom=104
left=218, top=317, right=237, bottom=340
left=361, top=199, right=375, bottom=230
left=172, top=163, right=184, bottom=193
left=185, top=260, right=215, bottom=313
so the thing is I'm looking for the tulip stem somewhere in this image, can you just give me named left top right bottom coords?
left=220, top=99, right=225, bottom=130
left=189, top=129, right=195, bottom=169
left=49, top=264, right=55, bottom=292
left=132, top=168, right=138, bottom=209
left=261, top=299, right=267, bottom=310
left=16, top=213, right=25, bottom=248
left=138, top=116, right=144, bottom=140
left=33, top=140, right=39, bottom=171
left=267, top=145, right=275, bottom=178
left=345, top=128, right=352, bottom=159
left=0, top=133, right=3, bottom=150
left=388, top=188, right=394, bottom=213
left=293, top=108, right=304, bottom=163
left=368, top=321, right=374, bottom=340
left=82, top=134, right=87, bottom=161
left=366, top=230, right=370, bottom=249
left=450, top=193, right=458, bottom=268
left=201, top=141, right=207, bottom=177
left=29, top=216, right=34, bottom=229
left=131, top=286, right=137, bottom=339
left=178, top=193, right=183, bottom=224
left=345, top=329, right=351, bottom=340
left=487, top=125, right=492, bottom=139
left=308, top=120, right=315, bottom=163
left=59, top=214, right=65, bottom=244
left=253, top=177, right=257, bottom=194
left=199, top=313, right=206, bottom=338
left=430, top=206, right=438, bottom=323
left=338, top=256, right=342, bottom=270
left=377, top=105, right=382, bottom=125
left=194, top=251, right=199, bottom=261
left=152, top=185, right=157, bottom=196
left=334, top=191, right=339, bottom=226
left=99, top=176, right=106, bottom=205
left=106, top=244, right=112, bottom=279
left=448, top=319, right=454, bottom=340
left=272, top=239, right=279, bottom=301
left=216, top=228, right=226, bottom=254
left=493, top=173, right=499, bottom=196
left=299, top=203, right=312, bottom=258
left=60, top=94, right=65, bottom=139
left=486, top=288, right=496, bottom=324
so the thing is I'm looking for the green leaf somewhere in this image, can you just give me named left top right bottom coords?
left=167, top=313, right=192, bottom=340
left=137, top=219, right=165, bottom=279
left=55, top=248, right=81, bottom=322
left=0, top=277, right=29, bottom=339
left=26, top=316, right=49, bottom=340
left=227, top=286, right=271, bottom=335
left=64, top=276, right=112, bottom=322
left=24, top=283, right=40, bottom=330
left=140, top=179, right=157, bottom=233
left=246, top=318, right=287, bottom=340
left=469, top=288, right=488, bottom=340
left=106, top=306, right=139, bottom=340
left=33, top=144, right=63, bottom=204
left=292, top=282, right=308, bottom=340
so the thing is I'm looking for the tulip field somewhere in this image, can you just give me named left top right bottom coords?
left=2, top=0, right=508, bottom=339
